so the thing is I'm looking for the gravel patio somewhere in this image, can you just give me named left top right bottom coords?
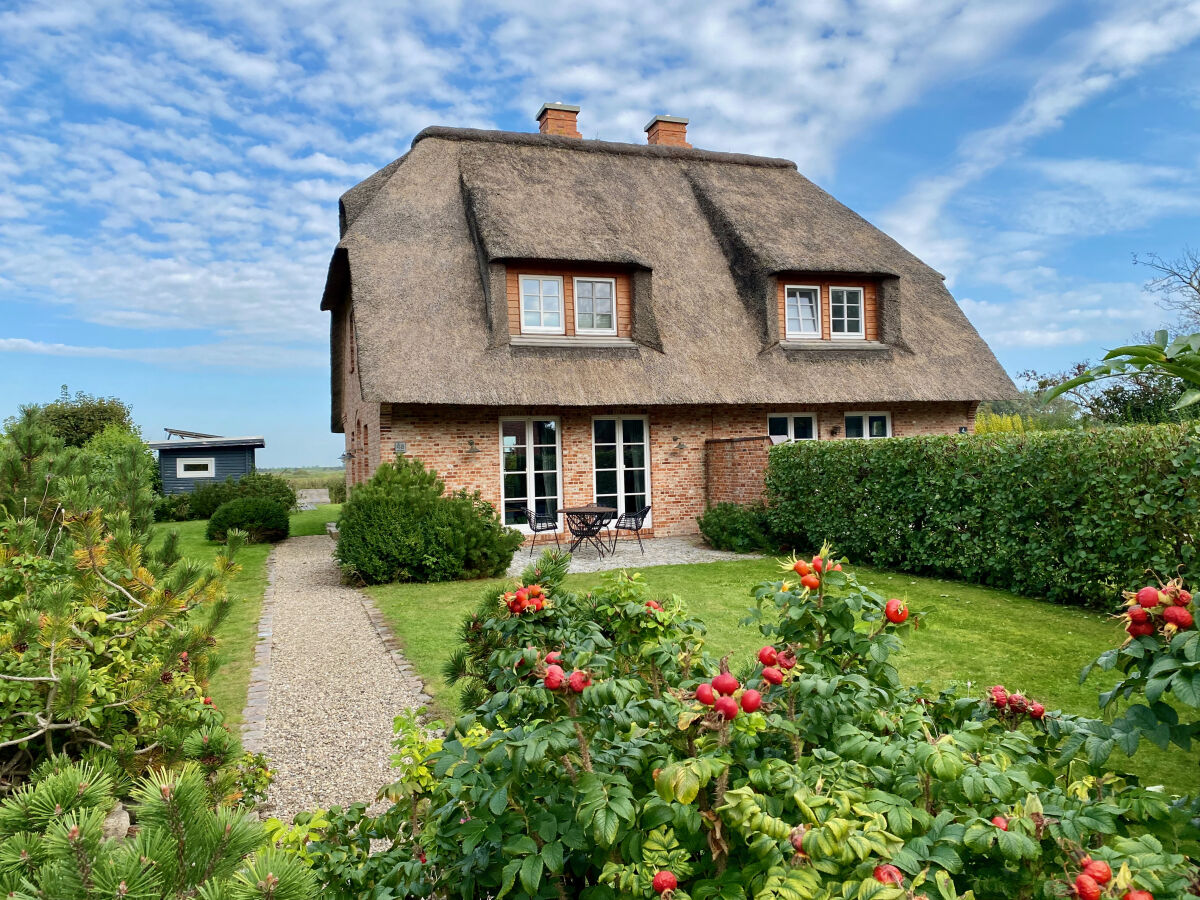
left=506, top=534, right=761, bottom=577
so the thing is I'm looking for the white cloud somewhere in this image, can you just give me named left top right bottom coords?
left=0, top=337, right=323, bottom=369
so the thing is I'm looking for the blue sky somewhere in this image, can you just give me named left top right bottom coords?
left=2, top=0, right=1200, bottom=466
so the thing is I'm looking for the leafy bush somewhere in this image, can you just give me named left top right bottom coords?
left=0, top=757, right=316, bottom=898
left=29, top=385, right=134, bottom=447
left=206, top=497, right=290, bottom=543
left=767, top=425, right=1200, bottom=607
left=697, top=501, right=774, bottom=552
left=280, top=549, right=1199, bottom=898
left=335, top=458, right=522, bottom=584
left=188, top=471, right=297, bottom=520
left=154, top=491, right=192, bottom=522
left=328, top=475, right=347, bottom=504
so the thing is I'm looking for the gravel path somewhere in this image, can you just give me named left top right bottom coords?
left=508, top=534, right=762, bottom=577
left=255, top=535, right=427, bottom=822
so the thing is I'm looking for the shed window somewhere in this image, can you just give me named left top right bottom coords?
left=574, top=277, right=617, bottom=335
left=830, top=287, right=865, bottom=338
left=784, top=286, right=820, bottom=337
left=767, top=414, right=817, bottom=443
left=519, top=276, right=565, bottom=334
left=176, top=457, right=215, bottom=478
left=844, top=413, right=891, bottom=439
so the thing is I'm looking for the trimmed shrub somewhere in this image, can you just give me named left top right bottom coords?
left=327, top=475, right=347, bottom=504
left=335, top=458, right=522, bottom=584
left=206, top=497, right=290, bottom=543
left=189, top=472, right=297, bottom=520
left=766, top=424, right=1200, bottom=606
left=697, top=501, right=774, bottom=552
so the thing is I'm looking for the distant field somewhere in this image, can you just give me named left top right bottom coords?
left=262, top=466, right=344, bottom=488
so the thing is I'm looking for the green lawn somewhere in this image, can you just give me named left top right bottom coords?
left=149, top=504, right=341, bottom=726
left=369, top=556, right=1200, bottom=796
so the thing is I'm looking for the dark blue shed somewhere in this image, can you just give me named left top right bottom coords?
left=148, top=431, right=266, bottom=494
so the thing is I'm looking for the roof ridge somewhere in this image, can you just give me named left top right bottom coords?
left=411, top=125, right=798, bottom=170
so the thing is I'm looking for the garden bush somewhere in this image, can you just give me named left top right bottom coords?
left=279, top=549, right=1200, bottom=898
left=766, top=425, right=1200, bottom=607
left=154, top=491, right=192, bottom=521
left=188, top=471, right=297, bottom=520
left=335, top=458, right=522, bottom=584
left=697, top=501, right=775, bottom=552
left=206, top=496, right=290, bottom=543
left=328, top=475, right=347, bottom=504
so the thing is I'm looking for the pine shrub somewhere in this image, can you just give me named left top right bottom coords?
left=697, top=501, right=774, bottom=552
left=766, top=424, right=1200, bottom=606
left=206, top=497, right=290, bottom=543
left=335, top=459, right=522, bottom=584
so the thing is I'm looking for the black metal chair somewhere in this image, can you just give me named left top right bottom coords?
left=565, top=511, right=608, bottom=558
left=610, top=505, right=651, bottom=553
left=524, top=507, right=560, bottom=557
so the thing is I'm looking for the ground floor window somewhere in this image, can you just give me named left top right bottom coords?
left=844, top=412, right=891, bottom=439
left=176, top=457, right=215, bottom=477
left=767, top=413, right=817, bottom=443
left=593, top=416, right=650, bottom=518
left=500, top=418, right=561, bottom=528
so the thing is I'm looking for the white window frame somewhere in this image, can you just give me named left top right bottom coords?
left=499, top=417, right=563, bottom=534
left=591, top=415, right=652, bottom=526
left=829, top=286, right=866, bottom=340
left=176, top=457, right=215, bottom=478
left=766, top=412, right=819, bottom=444
left=518, top=275, right=566, bottom=335
left=843, top=411, right=892, bottom=440
left=783, top=284, right=822, bottom=338
left=572, top=276, right=619, bottom=336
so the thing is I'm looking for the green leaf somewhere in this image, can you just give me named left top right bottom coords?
left=542, top=841, right=564, bottom=874
left=1172, top=670, right=1200, bottom=707
left=519, top=852, right=543, bottom=895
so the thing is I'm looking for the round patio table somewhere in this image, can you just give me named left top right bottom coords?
left=560, top=505, right=617, bottom=557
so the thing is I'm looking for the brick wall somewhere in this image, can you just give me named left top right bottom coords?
left=364, top=401, right=979, bottom=538
left=706, top=436, right=771, bottom=506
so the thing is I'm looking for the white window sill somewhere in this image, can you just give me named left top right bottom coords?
left=780, top=339, right=890, bottom=351
left=511, top=335, right=637, bottom=349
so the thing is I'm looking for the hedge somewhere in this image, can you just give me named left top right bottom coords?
left=765, top=424, right=1200, bottom=607
left=206, top=496, right=290, bottom=543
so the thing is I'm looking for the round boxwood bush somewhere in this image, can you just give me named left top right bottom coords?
left=205, top=497, right=290, bottom=543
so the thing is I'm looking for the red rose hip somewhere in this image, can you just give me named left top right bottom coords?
left=1074, top=874, right=1101, bottom=900
left=652, top=870, right=677, bottom=894
left=1136, top=586, right=1161, bottom=608
left=884, top=598, right=909, bottom=624
left=761, top=666, right=783, bottom=685
left=740, top=689, right=762, bottom=713
left=758, top=646, right=778, bottom=666
left=872, top=864, right=903, bottom=885
left=990, top=815, right=1008, bottom=830
left=696, top=683, right=715, bottom=705
left=714, top=695, right=738, bottom=720
left=1082, top=860, right=1111, bottom=885
left=712, top=672, right=739, bottom=696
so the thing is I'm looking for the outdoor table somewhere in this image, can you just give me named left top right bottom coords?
left=560, top=505, right=617, bottom=557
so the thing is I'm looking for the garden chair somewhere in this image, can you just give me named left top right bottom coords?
left=565, top=511, right=608, bottom=558
left=610, top=505, right=651, bottom=554
left=524, top=507, right=560, bottom=556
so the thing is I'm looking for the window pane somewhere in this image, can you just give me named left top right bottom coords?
left=786, top=316, right=802, bottom=333
left=534, top=472, right=557, bottom=498
left=594, top=281, right=612, bottom=299
left=595, top=313, right=613, bottom=330
left=542, top=279, right=559, bottom=296
left=594, top=445, right=617, bottom=469
left=596, top=297, right=613, bottom=315
left=832, top=318, right=846, bottom=333
left=596, top=470, right=618, bottom=495
left=623, top=444, right=645, bottom=468
left=845, top=415, right=864, bottom=439
left=577, top=295, right=593, bottom=315
left=594, top=419, right=616, bottom=443
left=794, top=417, right=814, bottom=440
left=768, top=416, right=788, bottom=437
left=533, top=446, right=557, bottom=471
left=504, top=472, right=527, bottom=499
left=523, top=310, right=541, bottom=328
left=533, top=420, right=557, bottom=444
left=505, top=502, right=528, bottom=526
left=535, top=497, right=558, bottom=518
left=625, top=494, right=646, bottom=514
left=503, top=447, right=526, bottom=472
left=543, top=312, right=560, bottom=328
left=596, top=494, right=618, bottom=510
left=624, top=469, right=646, bottom=494
left=576, top=280, right=592, bottom=300
left=868, top=415, right=889, bottom=438
left=502, top=421, right=526, bottom=445
left=622, top=419, right=645, bottom=444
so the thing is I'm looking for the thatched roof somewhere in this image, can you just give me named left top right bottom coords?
left=323, top=127, right=1014, bottom=429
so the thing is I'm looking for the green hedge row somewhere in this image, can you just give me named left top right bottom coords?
left=765, top=424, right=1200, bottom=607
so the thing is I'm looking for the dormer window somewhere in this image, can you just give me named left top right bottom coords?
left=783, top=285, right=820, bottom=338
left=520, top=275, right=564, bottom=334
left=574, top=277, right=617, bottom=335
left=830, top=287, right=865, bottom=339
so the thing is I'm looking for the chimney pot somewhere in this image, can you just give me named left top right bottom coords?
left=645, top=114, right=690, bottom=148
left=536, top=102, right=581, bottom=138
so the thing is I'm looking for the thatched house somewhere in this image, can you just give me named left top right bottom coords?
left=323, top=104, right=1014, bottom=538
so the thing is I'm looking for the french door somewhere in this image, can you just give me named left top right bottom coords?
left=500, top=418, right=561, bottom=529
left=592, top=416, right=651, bottom=520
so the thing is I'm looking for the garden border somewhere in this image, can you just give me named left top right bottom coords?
left=239, top=550, right=277, bottom=753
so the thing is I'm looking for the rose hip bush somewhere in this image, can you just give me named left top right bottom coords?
left=290, top=549, right=1199, bottom=899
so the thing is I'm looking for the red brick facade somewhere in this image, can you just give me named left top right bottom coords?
left=342, top=400, right=979, bottom=538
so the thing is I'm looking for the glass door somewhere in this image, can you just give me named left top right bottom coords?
left=500, top=418, right=561, bottom=528
left=593, top=416, right=650, bottom=519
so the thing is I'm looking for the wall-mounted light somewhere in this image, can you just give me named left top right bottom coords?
left=466, top=439, right=481, bottom=454
left=829, top=425, right=841, bottom=437
left=958, top=426, right=968, bottom=435
left=674, top=440, right=687, bottom=450
left=339, top=451, right=355, bottom=461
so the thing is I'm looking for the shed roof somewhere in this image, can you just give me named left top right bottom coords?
left=323, top=126, right=1014, bottom=428
left=147, top=436, right=265, bottom=451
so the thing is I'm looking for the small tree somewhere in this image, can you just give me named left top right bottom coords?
left=32, top=386, right=135, bottom=448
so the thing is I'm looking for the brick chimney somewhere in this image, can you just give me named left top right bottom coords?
left=536, top=102, right=581, bottom=138
left=645, top=115, right=690, bottom=148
